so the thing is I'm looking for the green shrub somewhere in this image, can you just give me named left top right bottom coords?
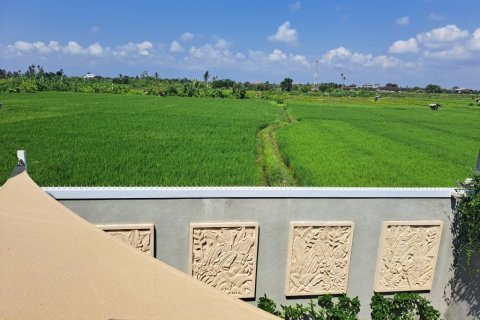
left=213, top=89, right=226, bottom=98
left=232, top=83, right=247, bottom=99
left=112, top=84, right=129, bottom=94
left=166, top=86, right=179, bottom=96
left=258, top=294, right=281, bottom=316
left=370, top=293, right=440, bottom=320
left=453, top=173, right=480, bottom=271
left=19, top=79, right=38, bottom=93
left=258, top=294, right=360, bottom=320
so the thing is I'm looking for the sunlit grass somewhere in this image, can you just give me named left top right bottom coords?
left=1, top=92, right=478, bottom=187
left=277, top=97, right=479, bottom=186
left=0, top=92, right=282, bottom=186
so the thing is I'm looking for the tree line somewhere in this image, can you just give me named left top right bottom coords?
left=0, top=65, right=476, bottom=98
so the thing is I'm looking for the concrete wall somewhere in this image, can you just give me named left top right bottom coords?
left=49, top=187, right=473, bottom=320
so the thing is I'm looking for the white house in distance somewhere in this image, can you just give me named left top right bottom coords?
left=83, top=72, right=96, bottom=79
left=454, top=87, right=472, bottom=94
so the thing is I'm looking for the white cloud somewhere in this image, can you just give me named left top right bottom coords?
left=170, top=40, right=184, bottom=53
left=188, top=46, right=204, bottom=59
left=289, top=1, right=301, bottom=11
left=396, top=16, right=410, bottom=26
left=87, top=43, right=103, bottom=56
left=243, top=49, right=310, bottom=71
left=322, top=46, right=403, bottom=69
left=269, top=49, right=287, bottom=62
left=235, top=52, right=245, bottom=59
left=12, top=40, right=103, bottom=57
left=268, top=21, right=299, bottom=46
left=32, top=41, right=52, bottom=54
left=369, top=55, right=402, bottom=68
left=214, top=38, right=231, bottom=50
left=182, top=38, right=231, bottom=57
left=47, top=41, right=61, bottom=52
left=2, top=39, right=170, bottom=65
left=63, top=41, right=84, bottom=55
left=323, top=47, right=352, bottom=62
left=389, top=38, right=420, bottom=54
left=21, top=40, right=61, bottom=55
left=187, top=43, right=235, bottom=65
left=12, top=41, right=34, bottom=53
left=469, top=28, right=480, bottom=50
left=292, top=54, right=309, bottom=66
left=180, top=32, right=194, bottom=42
left=91, top=26, right=100, bottom=34
left=423, top=45, right=470, bottom=60
left=189, top=46, right=210, bottom=59
left=137, top=41, right=153, bottom=55
left=114, top=41, right=155, bottom=57
left=388, top=25, right=480, bottom=61
left=417, top=25, right=469, bottom=48
left=350, top=52, right=373, bottom=64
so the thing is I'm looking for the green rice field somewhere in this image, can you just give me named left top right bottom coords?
left=279, top=96, right=479, bottom=186
left=0, top=92, right=282, bottom=186
left=0, top=92, right=478, bottom=186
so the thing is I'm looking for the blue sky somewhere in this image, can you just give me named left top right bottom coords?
left=1, top=0, right=479, bottom=88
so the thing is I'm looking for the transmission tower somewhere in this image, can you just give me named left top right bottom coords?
left=312, top=60, right=319, bottom=91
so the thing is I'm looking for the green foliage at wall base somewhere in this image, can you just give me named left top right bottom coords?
left=370, top=293, right=440, bottom=320
left=453, top=173, right=480, bottom=272
left=257, top=294, right=360, bottom=320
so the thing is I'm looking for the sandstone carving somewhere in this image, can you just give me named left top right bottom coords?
left=98, top=224, right=154, bottom=256
left=374, top=221, right=443, bottom=292
left=285, top=222, right=355, bottom=296
left=189, top=223, right=259, bottom=298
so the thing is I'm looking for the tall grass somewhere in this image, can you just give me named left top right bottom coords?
left=1, top=92, right=478, bottom=187
left=277, top=97, right=480, bottom=186
left=0, top=92, right=282, bottom=186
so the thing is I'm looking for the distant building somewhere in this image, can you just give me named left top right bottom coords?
left=83, top=73, right=95, bottom=79
left=362, top=84, right=374, bottom=89
left=454, top=87, right=472, bottom=94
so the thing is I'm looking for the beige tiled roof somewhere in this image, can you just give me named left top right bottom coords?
left=0, top=171, right=278, bottom=320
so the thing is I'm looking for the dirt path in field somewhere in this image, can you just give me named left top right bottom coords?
left=256, top=106, right=298, bottom=186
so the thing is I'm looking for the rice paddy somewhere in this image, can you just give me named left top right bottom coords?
left=0, top=92, right=282, bottom=186
left=278, top=96, right=480, bottom=186
left=0, top=92, right=478, bottom=186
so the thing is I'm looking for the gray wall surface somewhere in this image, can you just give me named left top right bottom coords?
left=59, top=196, right=475, bottom=319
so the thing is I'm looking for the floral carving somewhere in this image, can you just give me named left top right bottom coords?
left=190, top=223, right=258, bottom=298
left=99, top=224, right=154, bottom=256
left=375, top=222, right=443, bottom=292
left=286, top=222, right=354, bottom=296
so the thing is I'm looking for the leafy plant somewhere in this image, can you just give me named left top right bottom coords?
left=370, top=293, right=440, bottom=320
left=258, top=294, right=281, bottom=316
left=257, top=294, right=360, bottom=320
left=232, top=82, right=247, bottom=99
left=280, top=78, right=293, bottom=92
left=314, top=294, right=360, bottom=320
left=453, top=173, right=480, bottom=271
left=19, top=79, right=38, bottom=93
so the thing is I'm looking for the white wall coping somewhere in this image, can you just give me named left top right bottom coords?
left=43, top=186, right=454, bottom=199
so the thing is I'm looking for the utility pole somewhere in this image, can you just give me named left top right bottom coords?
left=312, top=60, right=319, bottom=91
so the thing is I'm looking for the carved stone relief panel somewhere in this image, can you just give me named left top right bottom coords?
left=189, top=223, right=259, bottom=298
left=374, top=221, right=443, bottom=292
left=285, top=222, right=355, bottom=296
left=98, top=224, right=154, bottom=257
